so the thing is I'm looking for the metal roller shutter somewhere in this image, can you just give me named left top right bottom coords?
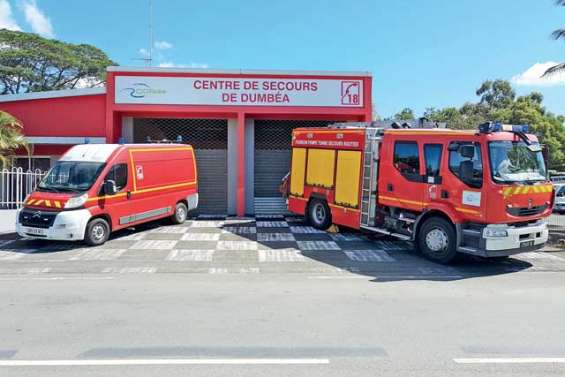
left=133, top=118, right=228, bottom=215
left=254, top=120, right=333, bottom=215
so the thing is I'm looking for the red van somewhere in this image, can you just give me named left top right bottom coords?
left=16, top=144, right=198, bottom=246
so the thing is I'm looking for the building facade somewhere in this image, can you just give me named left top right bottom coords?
left=0, top=67, right=373, bottom=216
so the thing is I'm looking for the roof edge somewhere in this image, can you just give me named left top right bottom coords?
left=107, top=66, right=372, bottom=77
left=0, top=87, right=106, bottom=103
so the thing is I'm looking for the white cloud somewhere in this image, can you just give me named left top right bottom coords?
left=158, top=61, right=209, bottom=69
left=511, top=61, right=565, bottom=86
left=0, top=0, right=22, bottom=31
left=154, top=40, right=172, bottom=50
left=19, top=0, right=54, bottom=38
left=138, top=48, right=150, bottom=57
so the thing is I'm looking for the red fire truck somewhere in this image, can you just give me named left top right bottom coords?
left=285, top=122, right=553, bottom=263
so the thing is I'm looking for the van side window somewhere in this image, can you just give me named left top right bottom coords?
left=424, top=144, right=443, bottom=176
left=105, top=163, right=128, bottom=192
left=449, top=142, right=483, bottom=188
left=393, top=141, right=421, bottom=181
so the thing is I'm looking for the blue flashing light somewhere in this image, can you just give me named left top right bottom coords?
left=478, top=122, right=530, bottom=134
left=176, top=135, right=183, bottom=143
left=118, top=137, right=126, bottom=145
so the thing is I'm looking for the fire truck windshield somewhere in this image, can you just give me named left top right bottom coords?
left=488, top=141, right=547, bottom=184
left=38, top=161, right=106, bottom=193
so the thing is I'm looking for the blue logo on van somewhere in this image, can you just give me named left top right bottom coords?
left=121, top=83, right=166, bottom=98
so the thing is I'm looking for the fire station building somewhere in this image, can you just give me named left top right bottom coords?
left=0, top=67, right=373, bottom=216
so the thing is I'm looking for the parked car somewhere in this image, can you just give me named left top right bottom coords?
left=555, top=183, right=565, bottom=214
left=16, top=144, right=198, bottom=245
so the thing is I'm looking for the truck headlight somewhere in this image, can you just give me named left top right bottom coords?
left=64, top=193, right=88, bottom=209
left=483, top=228, right=508, bottom=238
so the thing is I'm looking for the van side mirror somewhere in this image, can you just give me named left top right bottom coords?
left=104, top=180, right=117, bottom=196
left=459, top=145, right=475, bottom=159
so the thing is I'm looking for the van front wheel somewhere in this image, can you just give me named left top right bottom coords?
left=84, top=218, right=110, bottom=246
left=172, top=202, right=188, bottom=224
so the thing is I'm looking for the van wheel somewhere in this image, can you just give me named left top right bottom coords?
left=307, top=199, right=332, bottom=230
left=171, top=202, right=188, bottom=224
left=417, top=217, right=457, bottom=264
left=84, top=218, right=110, bottom=246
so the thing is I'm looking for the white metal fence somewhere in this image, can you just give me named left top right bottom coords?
left=0, top=168, right=47, bottom=209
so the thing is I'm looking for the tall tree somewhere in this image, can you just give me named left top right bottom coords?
left=0, top=111, right=28, bottom=168
left=0, top=29, right=116, bottom=94
left=543, top=0, right=565, bottom=76
left=394, top=108, right=415, bottom=120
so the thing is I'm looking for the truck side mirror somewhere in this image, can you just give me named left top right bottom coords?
left=459, top=160, right=475, bottom=185
left=459, top=145, right=475, bottom=159
left=104, top=179, right=117, bottom=196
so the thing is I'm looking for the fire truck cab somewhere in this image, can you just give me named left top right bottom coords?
left=287, top=122, right=553, bottom=263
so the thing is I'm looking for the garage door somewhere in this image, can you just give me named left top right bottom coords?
left=133, top=118, right=228, bottom=215
left=254, top=120, right=333, bottom=215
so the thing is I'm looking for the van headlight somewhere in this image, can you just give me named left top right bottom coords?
left=64, top=193, right=88, bottom=209
left=483, top=227, right=508, bottom=238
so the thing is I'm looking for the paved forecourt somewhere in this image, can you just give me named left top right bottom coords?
left=0, top=215, right=564, bottom=279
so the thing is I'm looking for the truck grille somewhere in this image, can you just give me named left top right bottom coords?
left=19, top=209, right=58, bottom=229
left=507, top=204, right=547, bottom=217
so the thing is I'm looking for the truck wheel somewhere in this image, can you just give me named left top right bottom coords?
left=308, top=199, right=332, bottom=230
left=84, top=218, right=110, bottom=246
left=417, top=217, right=457, bottom=264
left=171, top=202, right=188, bottom=224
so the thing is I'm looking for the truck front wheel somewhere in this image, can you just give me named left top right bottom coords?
left=417, top=217, right=457, bottom=264
left=308, top=199, right=332, bottom=230
left=84, top=218, right=110, bottom=246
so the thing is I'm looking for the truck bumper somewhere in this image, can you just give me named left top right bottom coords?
left=457, top=220, right=549, bottom=258
left=16, top=208, right=91, bottom=241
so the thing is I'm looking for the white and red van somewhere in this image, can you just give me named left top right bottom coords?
left=16, top=144, right=198, bottom=245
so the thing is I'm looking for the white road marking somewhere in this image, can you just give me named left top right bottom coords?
left=257, top=233, right=296, bottom=242
left=256, top=221, right=289, bottom=228
left=454, top=357, right=565, bottom=364
left=297, top=241, right=341, bottom=251
left=102, top=267, right=157, bottom=274
left=68, top=249, right=126, bottom=261
left=0, top=358, right=330, bottom=366
left=344, top=250, right=395, bottom=262
left=208, top=267, right=228, bottom=274
left=217, top=240, right=258, bottom=251
left=153, top=226, right=188, bottom=234
left=0, top=276, right=115, bottom=281
left=259, top=249, right=305, bottom=262
left=118, top=233, right=146, bottom=241
left=0, top=240, right=17, bottom=249
left=166, top=250, right=214, bottom=262
left=131, top=240, right=177, bottom=250
left=181, top=233, right=220, bottom=241
left=290, top=226, right=325, bottom=234
left=372, top=240, right=412, bottom=251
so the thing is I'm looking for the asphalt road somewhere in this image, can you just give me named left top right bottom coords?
left=0, top=215, right=564, bottom=376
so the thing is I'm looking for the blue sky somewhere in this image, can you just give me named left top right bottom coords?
left=1, top=0, right=564, bottom=117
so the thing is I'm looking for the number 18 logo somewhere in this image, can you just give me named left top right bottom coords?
left=341, top=81, right=361, bottom=106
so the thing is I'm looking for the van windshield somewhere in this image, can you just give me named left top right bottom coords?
left=38, top=161, right=105, bottom=193
left=488, top=141, right=547, bottom=183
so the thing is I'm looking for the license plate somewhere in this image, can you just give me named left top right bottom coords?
left=520, top=240, right=535, bottom=248
left=25, top=227, right=46, bottom=236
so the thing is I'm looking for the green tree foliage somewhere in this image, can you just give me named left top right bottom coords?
left=544, top=0, right=565, bottom=76
left=0, top=111, right=28, bottom=167
left=422, top=80, right=565, bottom=170
left=0, top=29, right=116, bottom=94
left=394, top=108, right=415, bottom=120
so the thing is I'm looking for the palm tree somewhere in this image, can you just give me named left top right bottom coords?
left=543, top=0, right=565, bottom=76
left=0, top=111, right=28, bottom=168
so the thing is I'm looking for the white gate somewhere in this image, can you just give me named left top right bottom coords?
left=0, top=168, right=47, bottom=209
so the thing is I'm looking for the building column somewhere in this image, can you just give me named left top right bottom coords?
left=236, top=112, right=246, bottom=216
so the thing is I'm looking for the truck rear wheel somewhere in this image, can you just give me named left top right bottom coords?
left=307, top=199, right=332, bottom=230
left=171, top=202, right=188, bottom=224
left=84, top=218, right=110, bottom=246
left=417, top=217, right=457, bottom=264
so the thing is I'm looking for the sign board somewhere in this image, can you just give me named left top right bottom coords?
left=115, top=76, right=363, bottom=107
